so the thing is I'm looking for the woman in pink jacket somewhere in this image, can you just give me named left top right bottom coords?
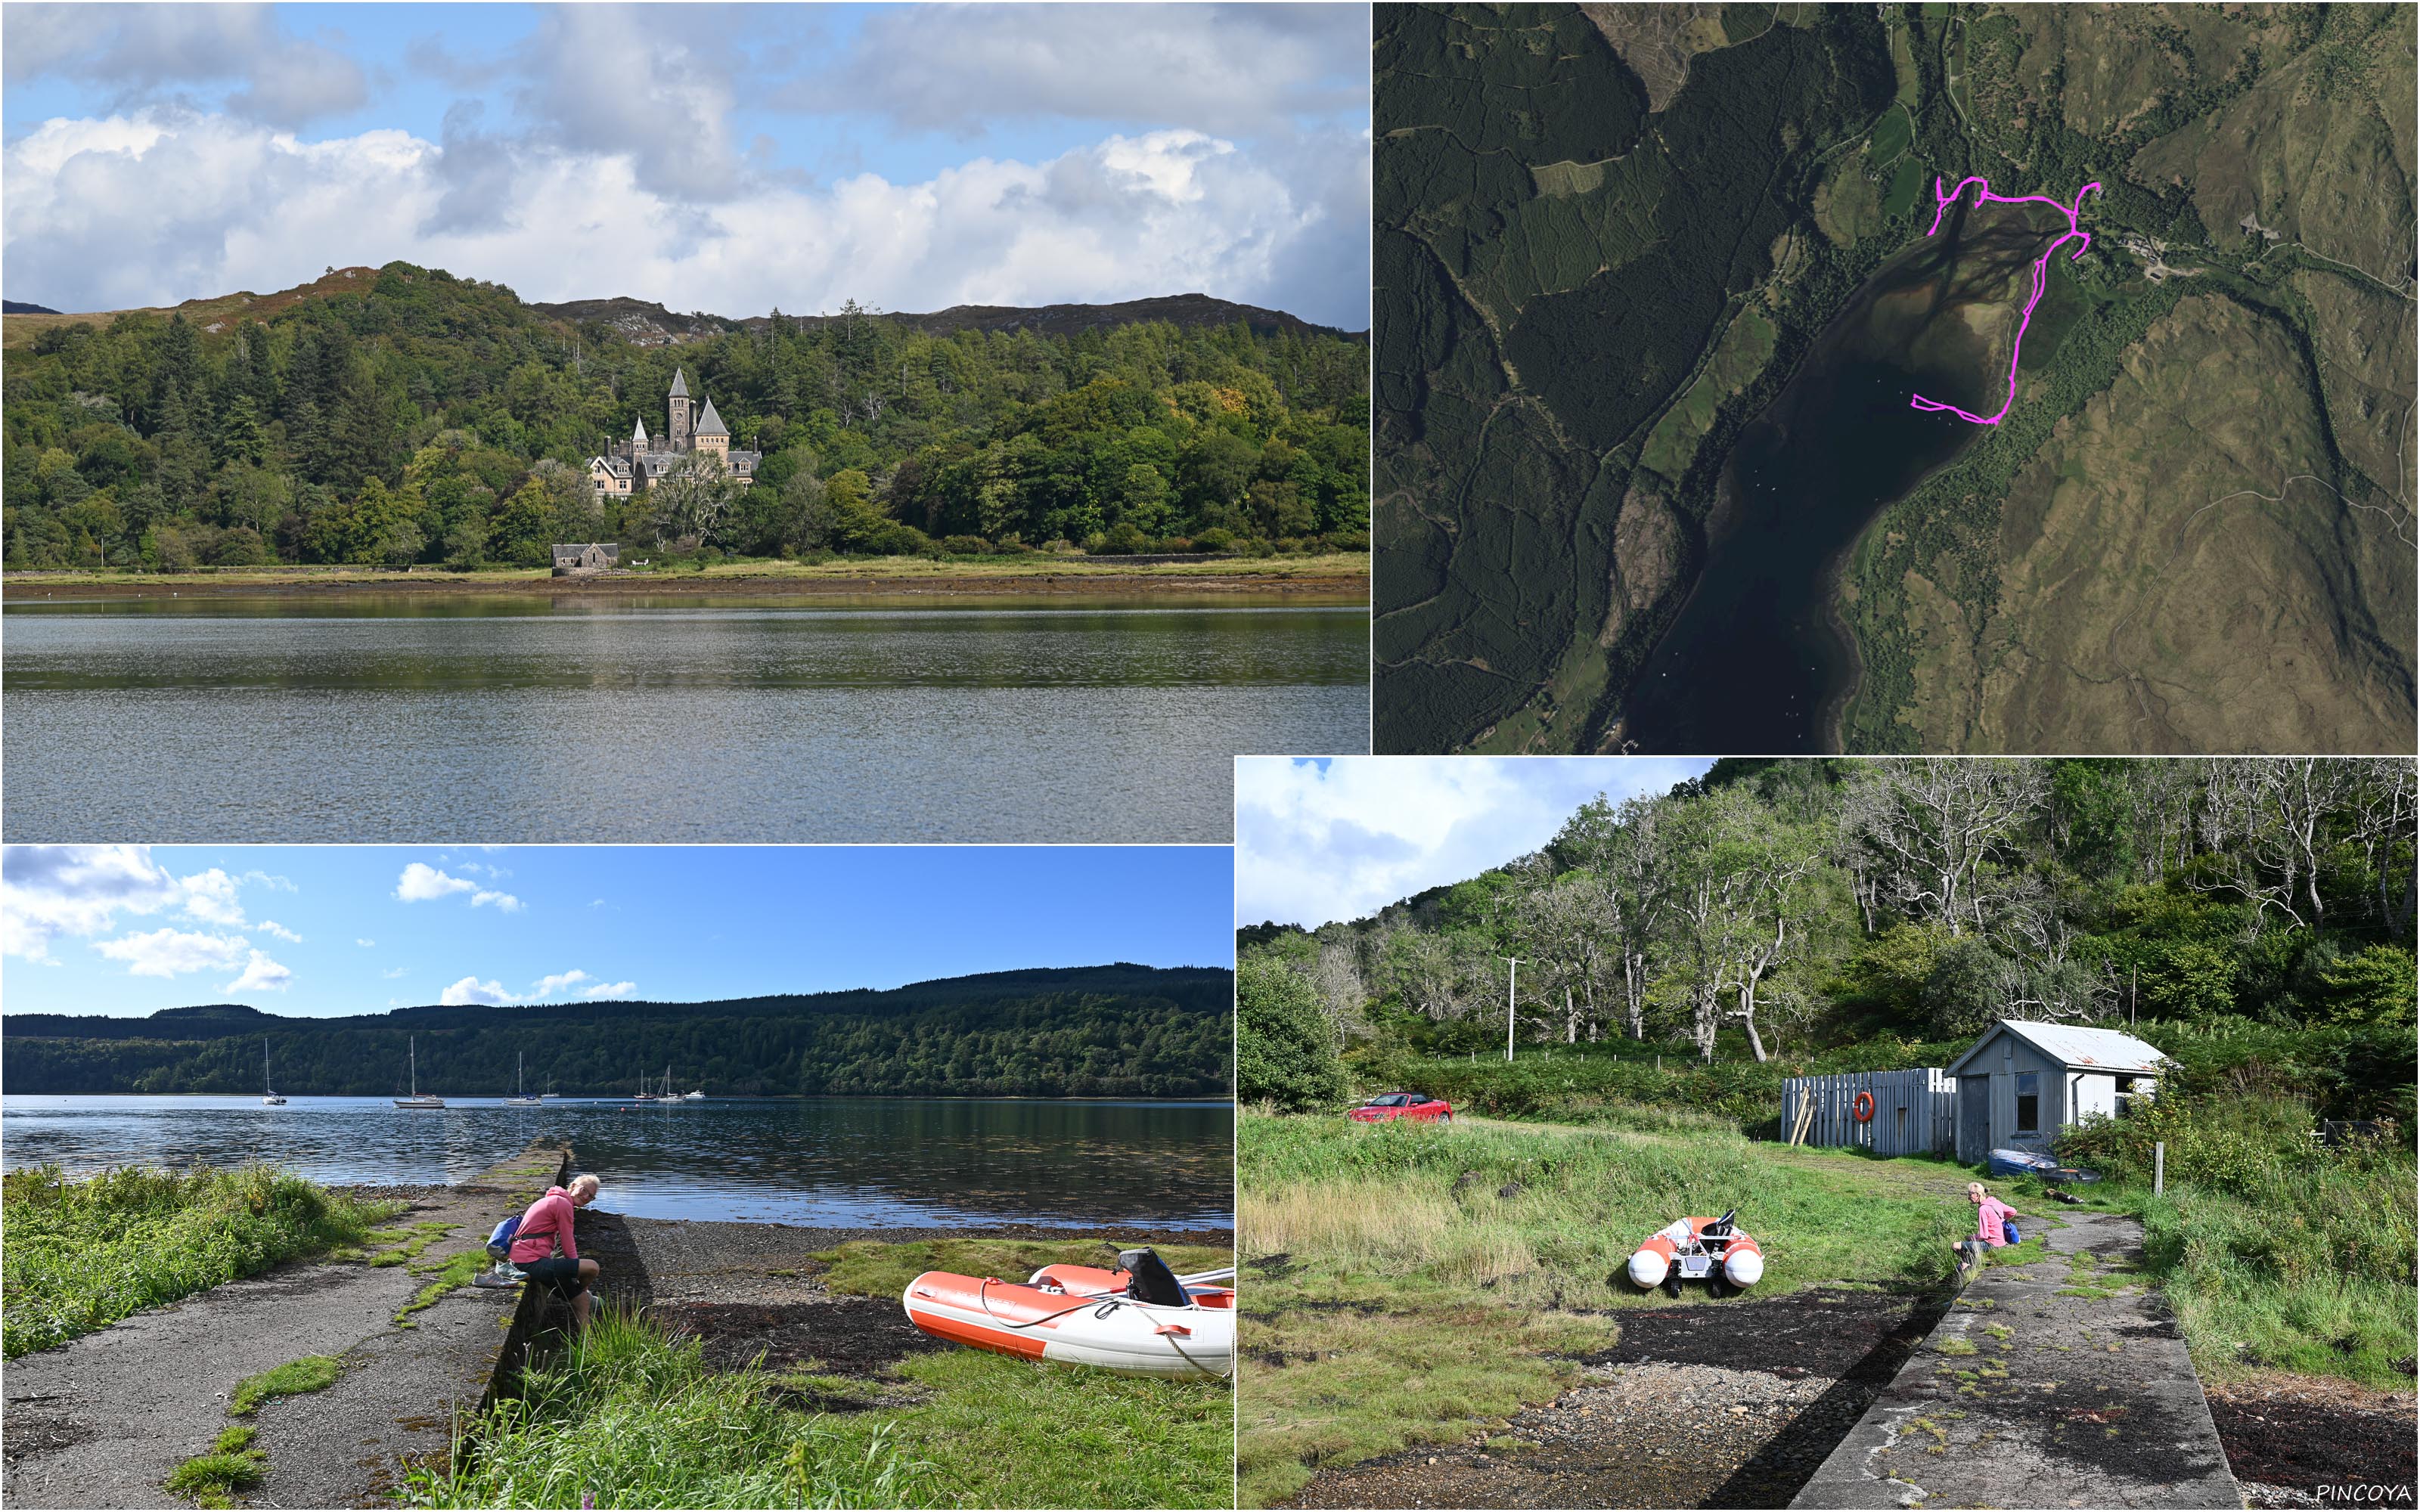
left=512, top=1173, right=601, bottom=1329
left=1954, top=1181, right=2018, bottom=1278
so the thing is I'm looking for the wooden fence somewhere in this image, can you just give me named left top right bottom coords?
left=1780, top=1068, right=1957, bottom=1157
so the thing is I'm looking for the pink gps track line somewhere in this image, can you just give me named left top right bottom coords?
left=1907, top=175, right=2103, bottom=426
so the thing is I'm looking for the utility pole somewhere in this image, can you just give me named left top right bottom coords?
left=1499, top=956, right=1525, bottom=1063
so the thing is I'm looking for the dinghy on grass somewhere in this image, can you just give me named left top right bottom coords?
left=903, top=1248, right=1234, bottom=1379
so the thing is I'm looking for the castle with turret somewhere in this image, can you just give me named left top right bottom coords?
left=588, top=369, right=761, bottom=499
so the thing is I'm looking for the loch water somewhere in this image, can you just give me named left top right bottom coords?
left=1618, top=209, right=2076, bottom=753
left=1, top=596, right=1367, bottom=842
left=0, top=1095, right=1236, bottom=1229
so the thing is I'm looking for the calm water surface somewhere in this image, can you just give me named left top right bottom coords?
left=1, top=596, right=1367, bottom=841
left=0, top=1095, right=1234, bottom=1228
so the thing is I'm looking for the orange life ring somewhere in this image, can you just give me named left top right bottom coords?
left=1852, top=1091, right=1876, bottom=1123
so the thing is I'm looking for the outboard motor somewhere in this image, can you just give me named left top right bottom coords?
left=1118, top=1247, right=1191, bottom=1307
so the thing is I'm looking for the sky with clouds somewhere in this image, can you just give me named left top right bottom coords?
left=1234, top=757, right=1715, bottom=931
left=2, top=3, right=1371, bottom=327
left=2, top=844, right=1232, bottom=1018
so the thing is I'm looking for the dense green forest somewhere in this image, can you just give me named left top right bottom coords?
left=2, top=266, right=1370, bottom=570
left=2, top=966, right=1232, bottom=1099
left=1239, top=758, right=2416, bottom=1123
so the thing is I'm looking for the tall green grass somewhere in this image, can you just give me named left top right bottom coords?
left=410, top=1311, right=935, bottom=1510
left=419, top=1296, right=1233, bottom=1508
left=1244, top=1111, right=1972, bottom=1307
left=2, top=1163, right=400, bottom=1358
left=2059, top=1093, right=2417, bottom=1387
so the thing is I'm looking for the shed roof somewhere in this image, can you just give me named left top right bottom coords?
left=1945, top=1020, right=2170, bottom=1077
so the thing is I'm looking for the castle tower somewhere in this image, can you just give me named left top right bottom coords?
left=693, top=394, right=730, bottom=463
left=632, top=417, right=649, bottom=457
left=668, top=368, right=691, bottom=449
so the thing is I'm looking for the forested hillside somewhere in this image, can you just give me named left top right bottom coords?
left=2, top=265, right=1370, bottom=570
left=1239, top=759, right=2415, bottom=1120
left=2, top=965, right=1233, bottom=1098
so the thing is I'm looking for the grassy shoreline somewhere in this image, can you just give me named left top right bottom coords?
left=1236, top=1110, right=1986, bottom=1506
left=1236, top=1095, right=2415, bottom=1505
left=419, top=1234, right=1234, bottom=1510
left=2, top=552, right=1369, bottom=600
left=2, top=1163, right=402, bottom=1359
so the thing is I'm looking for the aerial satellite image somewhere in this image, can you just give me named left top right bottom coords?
left=1373, top=3, right=2417, bottom=754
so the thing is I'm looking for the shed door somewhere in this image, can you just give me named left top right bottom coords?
left=1958, top=1075, right=1990, bottom=1163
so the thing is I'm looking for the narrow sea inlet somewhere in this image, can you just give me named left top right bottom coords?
left=0, top=1095, right=1236, bottom=1229
left=1, top=594, right=1367, bottom=841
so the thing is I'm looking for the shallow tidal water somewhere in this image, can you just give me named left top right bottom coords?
left=1, top=596, right=1367, bottom=841
left=0, top=1094, right=1236, bottom=1228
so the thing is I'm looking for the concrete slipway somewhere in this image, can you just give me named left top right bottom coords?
left=1792, top=1210, right=2241, bottom=1510
left=2, top=1142, right=569, bottom=1510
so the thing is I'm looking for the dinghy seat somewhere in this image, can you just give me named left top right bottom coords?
left=1118, top=1248, right=1190, bottom=1307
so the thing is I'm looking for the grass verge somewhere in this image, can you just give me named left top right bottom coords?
left=1237, top=1111, right=1981, bottom=1505
left=2, top=1163, right=403, bottom=1358
left=2056, top=1095, right=2416, bottom=1388
left=230, top=1355, right=343, bottom=1415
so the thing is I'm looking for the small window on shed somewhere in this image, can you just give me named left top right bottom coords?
left=2015, top=1072, right=2040, bottom=1134
left=2115, top=1076, right=2150, bottom=1118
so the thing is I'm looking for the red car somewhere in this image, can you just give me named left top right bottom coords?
left=1348, top=1092, right=1453, bottom=1123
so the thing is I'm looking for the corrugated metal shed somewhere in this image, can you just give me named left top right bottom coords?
left=1945, top=1021, right=2168, bottom=1077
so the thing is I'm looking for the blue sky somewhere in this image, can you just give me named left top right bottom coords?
left=1233, top=757, right=1715, bottom=930
left=2, top=3, right=1370, bottom=327
left=2, top=845, right=1233, bottom=1019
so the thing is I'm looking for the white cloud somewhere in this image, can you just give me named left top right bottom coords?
left=2, top=844, right=182, bottom=960
left=1233, top=757, right=1713, bottom=929
left=438, top=967, right=626, bottom=1006
left=0, top=5, right=368, bottom=127
left=356, top=938, right=376, bottom=947
left=439, top=975, right=517, bottom=1007
left=255, top=919, right=303, bottom=943
left=382, top=966, right=408, bottom=979
left=805, top=5, right=1369, bottom=137
left=91, top=926, right=247, bottom=978
left=2, top=110, right=1357, bottom=327
left=175, top=868, right=249, bottom=925
left=470, top=889, right=523, bottom=913
left=224, top=949, right=293, bottom=993
left=394, top=862, right=476, bottom=902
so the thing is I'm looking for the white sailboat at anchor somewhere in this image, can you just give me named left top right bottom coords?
left=505, top=1052, right=541, bottom=1106
left=395, top=1035, right=444, bottom=1109
left=261, top=1037, right=285, bottom=1105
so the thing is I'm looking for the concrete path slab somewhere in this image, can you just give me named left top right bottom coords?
left=2, top=1142, right=566, bottom=1511
left=1791, top=1210, right=2241, bottom=1510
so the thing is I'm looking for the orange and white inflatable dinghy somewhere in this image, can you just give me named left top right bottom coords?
left=1627, top=1210, right=1763, bottom=1294
left=902, top=1248, right=1234, bottom=1378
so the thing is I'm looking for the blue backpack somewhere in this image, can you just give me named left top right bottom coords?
left=2002, top=1216, right=2021, bottom=1245
left=487, top=1215, right=522, bottom=1260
